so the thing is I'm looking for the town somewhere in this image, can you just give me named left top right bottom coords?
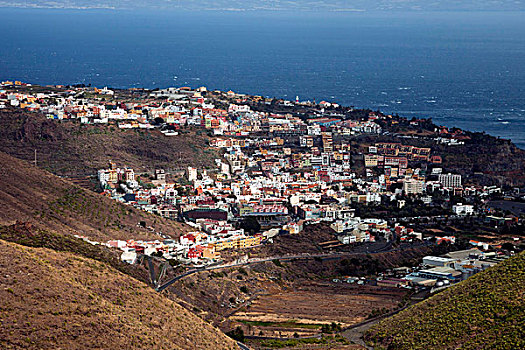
left=1, top=80, right=523, bottom=293
left=1, top=4, right=524, bottom=349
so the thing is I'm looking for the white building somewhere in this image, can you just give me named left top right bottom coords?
left=307, top=124, right=322, bottom=136
left=338, top=235, right=357, bottom=244
left=422, top=256, right=455, bottom=267
left=121, top=249, right=137, bottom=264
left=403, top=179, right=425, bottom=195
left=452, top=203, right=474, bottom=216
left=439, top=173, right=462, bottom=188
left=187, top=167, right=198, bottom=182
left=221, top=162, right=231, bottom=177
left=98, top=169, right=110, bottom=184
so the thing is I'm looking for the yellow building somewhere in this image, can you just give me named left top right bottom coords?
left=214, top=235, right=263, bottom=251
left=202, top=245, right=219, bottom=259
left=108, top=169, right=118, bottom=183
left=364, top=154, right=381, bottom=168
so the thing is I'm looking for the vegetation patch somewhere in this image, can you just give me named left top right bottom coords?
left=237, top=319, right=323, bottom=330
left=257, top=334, right=350, bottom=348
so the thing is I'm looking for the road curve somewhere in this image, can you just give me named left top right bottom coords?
left=155, top=242, right=433, bottom=292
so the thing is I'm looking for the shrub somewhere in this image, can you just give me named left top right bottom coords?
left=226, top=327, right=244, bottom=342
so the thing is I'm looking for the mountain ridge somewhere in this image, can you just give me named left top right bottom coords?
left=1, top=1, right=523, bottom=11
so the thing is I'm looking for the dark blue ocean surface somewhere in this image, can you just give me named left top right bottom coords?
left=1, top=9, right=524, bottom=147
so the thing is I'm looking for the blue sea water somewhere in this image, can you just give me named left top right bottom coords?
left=0, top=9, right=524, bottom=147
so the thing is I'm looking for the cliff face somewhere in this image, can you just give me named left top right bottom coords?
left=0, top=239, right=237, bottom=350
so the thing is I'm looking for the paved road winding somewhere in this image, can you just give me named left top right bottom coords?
left=155, top=241, right=432, bottom=292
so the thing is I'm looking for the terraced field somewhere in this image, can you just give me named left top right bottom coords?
left=230, top=282, right=407, bottom=338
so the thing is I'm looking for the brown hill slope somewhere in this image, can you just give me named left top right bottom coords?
left=0, top=151, right=188, bottom=242
left=0, top=239, right=237, bottom=350
left=0, top=106, right=217, bottom=177
left=0, top=222, right=150, bottom=284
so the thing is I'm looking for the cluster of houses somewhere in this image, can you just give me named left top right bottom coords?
left=109, top=223, right=264, bottom=265
left=0, top=82, right=385, bottom=139
left=96, top=162, right=268, bottom=264
left=3, top=81, right=522, bottom=268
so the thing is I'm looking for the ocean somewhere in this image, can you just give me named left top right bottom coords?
left=1, top=9, right=524, bottom=147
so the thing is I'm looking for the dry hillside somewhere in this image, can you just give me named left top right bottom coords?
left=0, top=106, right=218, bottom=177
left=168, top=244, right=442, bottom=326
left=0, top=222, right=150, bottom=284
left=0, top=239, right=237, bottom=350
left=0, top=151, right=189, bottom=242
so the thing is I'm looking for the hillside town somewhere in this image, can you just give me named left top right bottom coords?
left=1, top=81, right=523, bottom=273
